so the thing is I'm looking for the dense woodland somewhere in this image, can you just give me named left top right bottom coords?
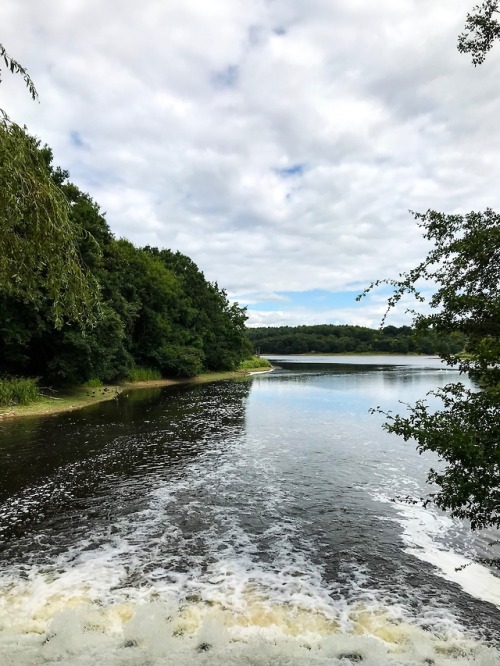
left=246, top=324, right=465, bottom=356
left=0, top=137, right=252, bottom=386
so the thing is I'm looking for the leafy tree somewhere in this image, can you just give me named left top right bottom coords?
left=0, top=44, right=99, bottom=328
left=146, top=248, right=252, bottom=371
left=458, top=0, right=500, bottom=65
left=360, top=209, right=500, bottom=529
left=0, top=122, right=100, bottom=328
left=246, top=324, right=461, bottom=356
left=0, top=176, right=133, bottom=385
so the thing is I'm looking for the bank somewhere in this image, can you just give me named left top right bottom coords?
left=0, top=366, right=273, bottom=421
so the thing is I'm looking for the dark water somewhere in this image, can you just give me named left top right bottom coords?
left=0, top=357, right=499, bottom=665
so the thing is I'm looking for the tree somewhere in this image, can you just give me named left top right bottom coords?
left=0, top=42, right=38, bottom=103
left=146, top=248, right=252, bottom=371
left=0, top=43, right=99, bottom=327
left=0, top=122, right=100, bottom=327
left=458, top=0, right=500, bottom=65
left=359, top=210, right=500, bottom=529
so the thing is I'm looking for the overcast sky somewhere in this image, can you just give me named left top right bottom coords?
left=1, top=0, right=499, bottom=327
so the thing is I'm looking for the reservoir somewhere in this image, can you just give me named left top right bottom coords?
left=0, top=356, right=499, bottom=664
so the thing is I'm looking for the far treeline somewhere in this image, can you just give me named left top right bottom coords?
left=246, top=324, right=465, bottom=356
left=0, top=134, right=252, bottom=387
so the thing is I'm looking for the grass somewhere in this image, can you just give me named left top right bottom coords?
left=0, top=377, right=40, bottom=406
left=238, top=356, right=272, bottom=370
left=84, top=378, right=103, bottom=388
left=128, top=366, right=162, bottom=382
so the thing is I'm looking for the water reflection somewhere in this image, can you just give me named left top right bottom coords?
left=0, top=364, right=499, bottom=665
left=0, top=380, right=251, bottom=558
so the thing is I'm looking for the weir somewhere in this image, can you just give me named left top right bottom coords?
left=0, top=359, right=499, bottom=664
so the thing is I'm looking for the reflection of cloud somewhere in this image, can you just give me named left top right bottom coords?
left=3, top=0, right=500, bottom=325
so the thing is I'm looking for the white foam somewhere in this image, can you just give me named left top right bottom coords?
left=1, top=395, right=499, bottom=664
left=1, top=570, right=498, bottom=666
left=393, top=500, right=500, bottom=608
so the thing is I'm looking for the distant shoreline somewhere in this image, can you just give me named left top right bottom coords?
left=262, top=352, right=434, bottom=357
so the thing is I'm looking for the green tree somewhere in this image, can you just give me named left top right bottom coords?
left=458, top=1, right=500, bottom=65
left=0, top=44, right=98, bottom=327
left=360, top=209, right=500, bottom=529
left=0, top=176, right=133, bottom=386
left=146, top=248, right=251, bottom=371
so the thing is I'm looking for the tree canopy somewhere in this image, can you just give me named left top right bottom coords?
left=0, top=43, right=99, bottom=327
left=0, top=134, right=251, bottom=385
left=0, top=41, right=251, bottom=380
left=361, top=210, right=500, bottom=529
left=0, top=121, right=100, bottom=327
left=246, top=323, right=463, bottom=356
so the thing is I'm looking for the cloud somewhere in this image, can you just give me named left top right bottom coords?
left=1, top=0, right=499, bottom=325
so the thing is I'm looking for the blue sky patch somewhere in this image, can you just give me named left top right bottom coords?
left=70, top=130, right=86, bottom=148
left=246, top=289, right=363, bottom=312
left=275, top=163, right=305, bottom=178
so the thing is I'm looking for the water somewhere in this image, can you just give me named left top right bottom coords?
left=0, top=356, right=499, bottom=665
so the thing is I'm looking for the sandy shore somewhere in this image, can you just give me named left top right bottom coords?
left=0, top=369, right=271, bottom=421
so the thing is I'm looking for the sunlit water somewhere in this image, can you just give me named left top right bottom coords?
left=0, top=355, right=499, bottom=665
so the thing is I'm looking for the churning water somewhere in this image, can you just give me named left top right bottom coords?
left=0, top=356, right=499, bottom=665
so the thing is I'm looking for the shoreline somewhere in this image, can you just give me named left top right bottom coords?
left=0, top=368, right=272, bottom=421
left=261, top=351, right=435, bottom=357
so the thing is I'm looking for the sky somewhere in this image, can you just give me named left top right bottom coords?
left=1, top=0, right=500, bottom=328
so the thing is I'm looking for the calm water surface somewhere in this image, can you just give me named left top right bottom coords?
left=0, top=356, right=499, bottom=665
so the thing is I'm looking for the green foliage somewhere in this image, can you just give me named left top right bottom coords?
left=156, top=344, right=205, bottom=377
left=0, top=120, right=99, bottom=328
left=238, top=356, right=272, bottom=370
left=128, top=366, right=162, bottom=382
left=0, top=377, right=39, bottom=406
left=246, top=324, right=464, bottom=356
left=0, top=44, right=99, bottom=328
left=379, top=385, right=499, bottom=529
left=0, top=42, right=38, bottom=102
left=0, top=41, right=256, bottom=389
left=458, top=0, right=500, bottom=65
left=0, top=139, right=251, bottom=387
left=84, top=378, right=103, bottom=388
left=363, top=209, right=500, bottom=529
left=145, top=248, right=251, bottom=372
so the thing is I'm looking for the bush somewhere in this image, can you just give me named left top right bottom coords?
left=0, top=377, right=39, bottom=406
left=85, top=378, right=103, bottom=388
left=238, top=356, right=272, bottom=370
left=156, top=345, right=205, bottom=377
left=128, top=366, right=162, bottom=382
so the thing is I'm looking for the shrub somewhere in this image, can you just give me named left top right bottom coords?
left=85, top=378, right=103, bottom=388
left=238, top=356, right=272, bottom=370
left=0, top=377, right=39, bottom=406
left=128, top=366, right=162, bottom=382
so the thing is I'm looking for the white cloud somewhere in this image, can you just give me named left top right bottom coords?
left=1, top=0, right=499, bottom=324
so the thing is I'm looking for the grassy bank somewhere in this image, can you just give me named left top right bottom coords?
left=0, top=365, right=273, bottom=421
